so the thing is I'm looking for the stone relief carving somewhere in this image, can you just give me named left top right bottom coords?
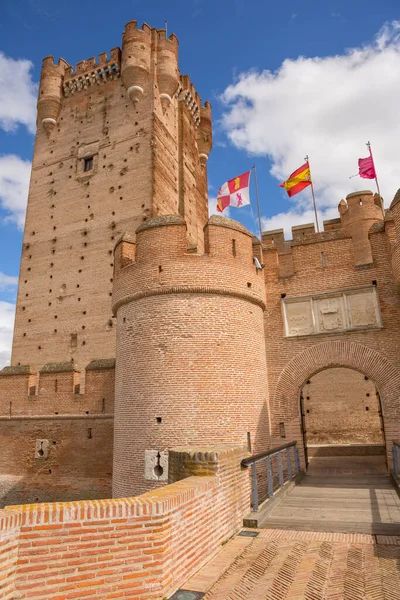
left=317, top=297, right=344, bottom=332
left=347, top=293, right=377, bottom=328
left=283, top=287, right=380, bottom=337
left=285, top=301, right=313, bottom=336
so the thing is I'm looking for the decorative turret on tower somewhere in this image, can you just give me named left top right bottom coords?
left=37, top=56, right=69, bottom=134
left=390, top=190, right=400, bottom=291
left=121, top=20, right=151, bottom=102
left=338, top=190, right=383, bottom=265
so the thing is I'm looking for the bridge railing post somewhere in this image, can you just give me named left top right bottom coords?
left=241, top=441, right=300, bottom=513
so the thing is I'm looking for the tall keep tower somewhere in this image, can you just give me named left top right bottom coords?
left=12, top=21, right=212, bottom=372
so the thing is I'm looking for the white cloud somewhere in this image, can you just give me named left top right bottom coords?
left=0, top=155, right=31, bottom=228
left=0, top=273, right=18, bottom=290
left=220, top=21, right=400, bottom=236
left=0, top=301, right=15, bottom=369
left=0, top=52, right=37, bottom=134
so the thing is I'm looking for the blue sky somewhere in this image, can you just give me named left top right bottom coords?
left=1, top=0, right=400, bottom=364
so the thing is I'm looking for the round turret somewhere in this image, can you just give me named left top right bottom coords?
left=338, top=190, right=383, bottom=265
left=112, top=215, right=269, bottom=497
left=156, top=31, right=179, bottom=112
left=196, top=101, right=212, bottom=165
left=390, top=190, right=400, bottom=292
left=121, top=21, right=151, bottom=102
left=37, top=56, right=68, bottom=133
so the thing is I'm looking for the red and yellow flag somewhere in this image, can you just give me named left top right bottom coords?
left=280, top=162, right=312, bottom=197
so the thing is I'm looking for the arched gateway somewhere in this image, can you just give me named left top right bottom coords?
left=273, top=340, right=400, bottom=469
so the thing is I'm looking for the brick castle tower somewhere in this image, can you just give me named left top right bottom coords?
left=12, top=20, right=211, bottom=373
left=2, top=18, right=400, bottom=506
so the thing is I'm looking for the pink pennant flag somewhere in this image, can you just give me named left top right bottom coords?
left=358, top=155, right=376, bottom=179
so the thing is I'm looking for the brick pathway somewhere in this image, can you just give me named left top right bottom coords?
left=185, top=529, right=400, bottom=600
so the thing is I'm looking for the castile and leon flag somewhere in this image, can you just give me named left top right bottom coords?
left=216, top=171, right=251, bottom=213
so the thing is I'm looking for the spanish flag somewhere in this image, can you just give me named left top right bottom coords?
left=280, top=162, right=312, bottom=197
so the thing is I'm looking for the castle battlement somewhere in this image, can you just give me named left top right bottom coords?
left=0, top=360, right=115, bottom=417
left=112, top=214, right=266, bottom=316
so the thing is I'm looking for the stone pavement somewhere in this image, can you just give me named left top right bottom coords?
left=185, top=529, right=400, bottom=600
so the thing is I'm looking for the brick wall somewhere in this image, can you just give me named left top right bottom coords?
left=1, top=445, right=249, bottom=600
left=263, top=210, right=400, bottom=468
left=0, top=510, right=20, bottom=600
left=302, top=367, right=383, bottom=445
left=0, top=363, right=114, bottom=506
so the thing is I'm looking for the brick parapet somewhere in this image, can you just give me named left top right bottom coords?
left=0, top=510, right=20, bottom=600
left=2, top=445, right=250, bottom=600
left=0, top=360, right=115, bottom=416
left=112, top=215, right=266, bottom=313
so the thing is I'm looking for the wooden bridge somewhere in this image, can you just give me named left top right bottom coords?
left=178, top=442, right=400, bottom=600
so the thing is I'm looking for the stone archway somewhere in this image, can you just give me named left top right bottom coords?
left=273, top=340, right=400, bottom=469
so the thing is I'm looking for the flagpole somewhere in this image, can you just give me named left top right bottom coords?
left=252, top=164, right=263, bottom=241
left=305, top=155, right=320, bottom=232
left=367, top=141, right=385, bottom=220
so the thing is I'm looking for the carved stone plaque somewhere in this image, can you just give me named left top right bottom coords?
left=285, top=300, right=313, bottom=336
left=347, top=291, right=378, bottom=328
left=316, top=297, right=344, bottom=332
left=283, top=286, right=380, bottom=337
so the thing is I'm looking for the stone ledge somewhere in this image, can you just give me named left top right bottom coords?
left=1, top=365, right=35, bottom=376
left=136, top=215, right=185, bottom=233
left=39, top=362, right=78, bottom=374
left=86, top=358, right=115, bottom=371
left=207, top=215, right=252, bottom=237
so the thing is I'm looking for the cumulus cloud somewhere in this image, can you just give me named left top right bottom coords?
left=0, top=52, right=37, bottom=134
left=0, top=301, right=15, bottom=369
left=220, top=21, right=400, bottom=235
left=0, top=155, right=31, bottom=228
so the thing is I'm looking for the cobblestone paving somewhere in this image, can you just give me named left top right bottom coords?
left=187, top=530, right=400, bottom=600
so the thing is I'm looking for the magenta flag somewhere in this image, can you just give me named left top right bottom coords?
left=358, top=155, right=376, bottom=179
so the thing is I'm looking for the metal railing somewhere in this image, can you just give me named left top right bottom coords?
left=393, top=440, right=400, bottom=476
left=241, top=441, right=301, bottom=512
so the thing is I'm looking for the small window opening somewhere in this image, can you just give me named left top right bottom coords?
left=156, top=417, right=162, bottom=424
left=321, top=251, right=326, bottom=268
left=87, top=428, right=92, bottom=439
left=54, top=379, right=58, bottom=392
left=232, top=239, right=236, bottom=257
left=279, top=422, right=286, bottom=438
left=84, top=157, right=93, bottom=172
left=281, top=293, right=286, bottom=299
left=365, top=406, right=369, bottom=411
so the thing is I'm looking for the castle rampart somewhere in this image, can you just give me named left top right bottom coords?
left=111, top=215, right=269, bottom=497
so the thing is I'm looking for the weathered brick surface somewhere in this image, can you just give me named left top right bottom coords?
left=263, top=200, right=400, bottom=468
left=112, top=217, right=269, bottom=497
left=0, top=510, right=20, bottom=600
left=0, top=364, right=114, bottom=506
left=0, top=445, right=250, bottom=600
left=303, top=367, right=383, bottom=444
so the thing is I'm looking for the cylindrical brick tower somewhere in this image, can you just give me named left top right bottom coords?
left=338, top=190, right=383, bottom=265
left=112, top=215, right=269, bottom=497
left=390, top=189, right=400, bottom=291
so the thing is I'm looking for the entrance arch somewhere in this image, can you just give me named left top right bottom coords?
left=273, top=341, right=400, bottom=469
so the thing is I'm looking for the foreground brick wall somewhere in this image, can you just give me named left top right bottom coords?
left=0, top=445, right=249, bottom=600
left=0, top=511, right=20, bottom=600
left=303, top=367, right=383, bottom=445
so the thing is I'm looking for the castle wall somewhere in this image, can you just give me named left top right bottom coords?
left=1, top=445, right=249, bottom=600
left=263, top=214, right=400, bottom=464
left=0, top=363, right=114, bottom=506
left=302, top=367, right=383, bottom=445
left=112, top=216, right=269, bottom=497
left=11, top=23, right=211, bottom=373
